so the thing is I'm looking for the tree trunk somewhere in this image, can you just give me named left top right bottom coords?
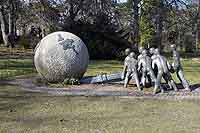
left=187, top=24, right=196, bottom=53
left=196, top=21, right=200, bottom=50
left=132, top=0, right=140, bottom=48
left=8, top=12, right=15, bottom=47
left=8, top=0, right=15, bottom=48
left=196, top=0, right=200, bottom=50
left=0, top=6, right=9, bottom=47
left=156, top=0, right=164, bottom=49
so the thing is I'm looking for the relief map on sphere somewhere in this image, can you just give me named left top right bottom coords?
left=58, top=34, right=78, bottom=54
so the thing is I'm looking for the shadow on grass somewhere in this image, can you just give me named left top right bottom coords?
left=190, top=84, right=200, bottom=91
left=0, top=84, right=52, bottom=112
left=164, top=83, right=200, bottom=92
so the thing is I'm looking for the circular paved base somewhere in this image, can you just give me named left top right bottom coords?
left=2, top=77, right=200, bottom=100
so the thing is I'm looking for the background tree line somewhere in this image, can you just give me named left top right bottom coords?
left=0, top=0, right=199, bottom=59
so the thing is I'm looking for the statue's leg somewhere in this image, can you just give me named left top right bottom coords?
left=138, top=71, right=142, bottom=84
left=141, top=71, right=146, bottom=87
left=177, top=68, right=190, bottom=90
left=134, top=73, right=142, bottom=91
left=154, top=72, right=162, bottom=94
left=152, top=66, right=158, bottom=85
left=170, top=80, right=178, bottom=91
left=147, top=74, right=151, bottom=86
left=163, top=74, right=172, bottom=90
left=146, top=74, right=151, bottom=85
left=154, top=66, right=158, bottom=78
left=124, top=72, right=131, bottom=88
left=166, top=73, right=178, bottom=91
left=149, top=70, right=156, bottom=83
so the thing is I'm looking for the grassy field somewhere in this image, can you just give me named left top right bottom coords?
left=0, top=59, right=35, bottom=80
left=1, top=85, right=200, bottom=132
left=1, top=58, right=200, bottom=84
left=1, top=48, right=200, bottom=132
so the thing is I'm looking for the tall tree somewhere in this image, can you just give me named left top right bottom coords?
left=0, top=0, right=19, bottom=47
left=140, top=0, right=158, bottom=47
left=155, top=0, right=164, bottom=49
left=195, top=0, right=200, bottom=50
left=0, top=5, right=9, bottom=47
left=131, top=0, right=140, bottom=48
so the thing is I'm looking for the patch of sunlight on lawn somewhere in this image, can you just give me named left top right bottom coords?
left=85, top=60, right=123, bottom=76
left=0, top=59, right=35, bottom=80
left=0, top=58, right=200, bottom=84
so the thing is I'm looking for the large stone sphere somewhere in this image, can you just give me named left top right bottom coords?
left=34, top=31, right=89, bottom=82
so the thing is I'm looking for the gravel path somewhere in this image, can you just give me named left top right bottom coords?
left=1, top=77, right=200, bottom=100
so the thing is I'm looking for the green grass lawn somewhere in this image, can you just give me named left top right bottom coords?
left=0, top=59, right=35, bottom=80
left=1, top=57, right=200, bottom=132
left=1, top=85, right=200, bottom=132
left=1, top=58, right=200, bottom=84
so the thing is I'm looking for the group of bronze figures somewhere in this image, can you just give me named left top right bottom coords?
left=121, top=45, right=190, bottom=94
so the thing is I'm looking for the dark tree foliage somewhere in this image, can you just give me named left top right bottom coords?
left=0, top=0, right=199, bottom=57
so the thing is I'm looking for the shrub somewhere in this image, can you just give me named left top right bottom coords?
left=63, top=78, right=80, bottom=85
left=18, top=36, right=30, bottom=49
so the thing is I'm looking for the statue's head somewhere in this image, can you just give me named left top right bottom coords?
left=149, top=48, right=155, bottom=55
left=138, top=47, right=144, bottom=53
left=154, top=48, right=160, bottom=55
left=142, top=49, right=147, bottom=56
left=125, top=48, right=131, bottom=56
left=129, top=52, right=135, bottom=58
left=170, top=44, right=176, bottom=51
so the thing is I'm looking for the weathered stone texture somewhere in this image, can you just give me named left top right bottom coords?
left=34, top=32, right=89, bottom=82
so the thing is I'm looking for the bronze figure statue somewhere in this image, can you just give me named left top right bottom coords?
left=170, top=44, right=190, bottom=91
left=138, top=50, right=157, bottom=89
left=152, top=49, right=178, bottom=93
left=121, top=46, right=189, bottom=94
left=122, top=50, right=141, bottom=91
